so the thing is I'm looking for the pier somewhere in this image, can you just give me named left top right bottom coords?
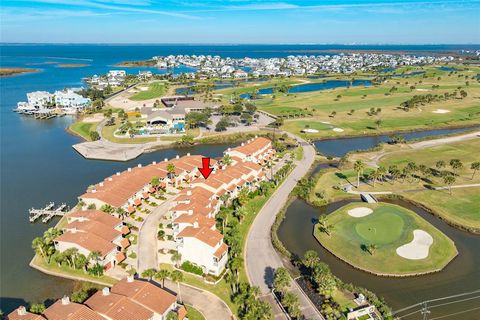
left=29, top=202, right=69, bottom=223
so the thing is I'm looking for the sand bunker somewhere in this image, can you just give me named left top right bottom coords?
left=348, top=207, right=373, bottom=218
left=416, top=89, right=430, bottom=92
left=432, top=109, right=450, bottom=114
left=301, top=128, right=319, bottom=133
left=396, top=230, right=433, bottom=260
left=320, top=121, right=331, bottom=124
left=333, top=128, right=344, bottom=132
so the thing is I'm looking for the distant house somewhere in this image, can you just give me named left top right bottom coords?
left=27, top=91, right=54, bottom=108
left=108, top=70, right=126, bottom=77
left=233, top=69, right=248, bottom=78
left=54, top=89, right=91, bottom=111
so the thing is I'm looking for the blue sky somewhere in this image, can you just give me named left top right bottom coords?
left=1, top=0, right=479, bottom=44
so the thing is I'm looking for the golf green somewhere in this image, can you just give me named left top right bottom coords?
left=355, top=210, right=404, bottom=244
left=314, top=202, right=457, bottom=275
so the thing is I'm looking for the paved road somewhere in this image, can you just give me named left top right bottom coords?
left=162, top=279, right=234, bottom=320
left=137, top=198, right=175, bottom=272
left=245, top=133, right=323, bottom=320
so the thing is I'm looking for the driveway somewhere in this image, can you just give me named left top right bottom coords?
left=137, top=198, right=175, bottom=272
left=163, top=279, right=234, bottom=320
left=245, top=133, right=323, bottom=319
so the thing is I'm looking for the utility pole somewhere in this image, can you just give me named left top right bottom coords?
left=421, top=302, right=431, bottom=320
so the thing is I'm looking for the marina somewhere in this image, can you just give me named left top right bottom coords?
left=29, top=202, right=69, bottom=223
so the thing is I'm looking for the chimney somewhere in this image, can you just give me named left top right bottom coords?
left=127, top=275, right=134, bottom=283
left=152, top=161, right=156, bottom=165
left=187, top=153, right=190, bottom=156
left=17, top=306, right=27, bottom=316
left=116, top=172, right=120, bottom=176
left=99, top=182, right=104, bottom=187
left=193, top=221, right=199, bottom=228
left=128, top=168, right=132, bottom=172
left=255, top=135, right=258, bottom=138
left=188, top=209, right=193, bottom=215
left=227, top=148, right=231, bottom=151
left=102, top=287, right=110, bottom=296
left=61, top=296, right=70, bottom=305
left=164, top=158, right=168, bottom=162
left=92, top=189, right=97, bottom=193
left=108, top=177, right=113, bottom=181
left=176, top=155, right=180, bottom=159
left=138, top=164, right=142, bottom=168
left=187, top=190, right=192, bottom=196
left=241, top=143, right=245, bottom=146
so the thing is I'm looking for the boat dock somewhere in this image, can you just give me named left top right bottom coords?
left=29, top=202, right=69, bottom=223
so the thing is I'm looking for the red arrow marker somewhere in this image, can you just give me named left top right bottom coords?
left=198, top=157, right=213, bottom=179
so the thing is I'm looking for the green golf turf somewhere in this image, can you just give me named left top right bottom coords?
left=314, top=202, right=457, bottom=275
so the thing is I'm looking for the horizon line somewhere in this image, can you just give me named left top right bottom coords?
left=1, top=42, right=480, bottom=46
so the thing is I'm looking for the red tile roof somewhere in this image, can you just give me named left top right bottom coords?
left=65, top=220, right=121, bottom=243
left=228, top=137, right=272, bottom=157
left=177, top=226, right=223, bottom=247
left=6, top=308, right=46, bottom=320
left=43, top=299, right=104, bottom=320
left=85, top=291, right=153, bottom=320
left=68, top=210, right=121, bottom=228
left=55, top=232, right=116, bottom=257
left=213, top=243, right=228, bottom=258
left=111, top=279, right=176, bottom=316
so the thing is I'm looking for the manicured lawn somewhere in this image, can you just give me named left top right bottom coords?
left=69, top=121, right=98, bottom=141
left=32, top=254, right=117, bottom=286
left=314, top=202, right=457, bottom=275
left=185, top=305, right=206, bottom=320
left=129, top=82, right=166, bottom=101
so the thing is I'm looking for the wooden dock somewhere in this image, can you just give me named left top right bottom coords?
left=29, top=202, right=69, bottom=223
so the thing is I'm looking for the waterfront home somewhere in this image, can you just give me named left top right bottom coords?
left=176, top=225, right=228, bottom=276
left=6, top=307, right=46, bottom=320
left=79, top=155, right=218, bottom=213
left=43, top=296, right=104, bottom=320
left=27, top=91, right=54, bottom=108
left=54, top=89, right=91, bottom=112
left=110, top=277, right=183, bottom=319
left=138, top=70, right=153, bottom=80
left=233, top=69, right=248, bottom=78
left=108, top=70, right=126, bottom=77
left=225, top=137, right=275, bottom=164
left=54, top=230, right=126, bottom=270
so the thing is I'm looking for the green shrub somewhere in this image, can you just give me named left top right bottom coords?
left=181, top=261, right=204, bottom=276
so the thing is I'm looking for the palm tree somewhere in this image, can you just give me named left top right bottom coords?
left=171, top=251, right=181, bottom=268
left=317, top=216, right=334, bottom=236
left=167, top=163, right=176, bottom=180
left=302, top=250, right=320, bottom=269
left=32, top=237, right=47, bottom=262
left=367, top=244, right=378, bottom=255
left=234, top=206, right=247, bottom=223
left=154, top=269, right=170, bottom=288
left=282, top=292, right=301, bottom=318
left=354, top=160, right=365, bottom=188
left=88, top=250, right=102, bottom=266
left=141, top=268, right=157, bottom=281
left=443, top=174, right=456, bottom=195
left=369, top=170, right=380, bottom=187
left=273, top=267, right=290, bottom=294
left=471, top=162, right=480, bottom=179
left=222, top=154, right=232, bottom=166
left=150, top=176, right=160, bottom=190
left=170, top=270, right=184, bottom=303
left=116, top=207, right=126, bottom=220
left=375, top=119, right=382, bottom=129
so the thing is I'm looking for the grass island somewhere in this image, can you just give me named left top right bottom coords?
left=314, top=202, right=457, bottom=276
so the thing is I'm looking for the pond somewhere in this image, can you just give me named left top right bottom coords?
left=278, top=198, right=480, bottom=319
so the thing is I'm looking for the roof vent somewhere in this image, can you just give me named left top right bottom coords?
left=128, top=168, right=132, bottom=172
left=61, top=296, right=70, bottom=305
left=102, top=287, right=110, bottom=296
left=17, top=306, right=27, bottom=316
